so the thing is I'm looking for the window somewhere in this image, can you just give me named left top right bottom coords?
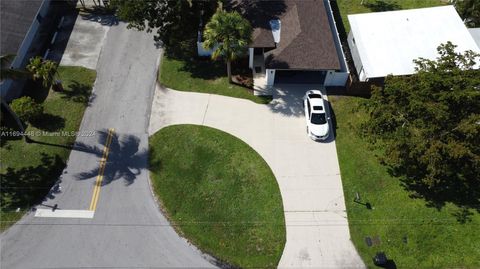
left=311, top=113, right=327, bottom=124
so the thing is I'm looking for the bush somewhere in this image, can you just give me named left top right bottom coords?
left=10, top=96, right=43, bottom=123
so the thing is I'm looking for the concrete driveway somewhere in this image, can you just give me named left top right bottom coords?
left=149, top=84, right=366, bottom=268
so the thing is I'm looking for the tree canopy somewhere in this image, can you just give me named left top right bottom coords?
left=365, top=42, right=480, bottom=210
left=110, top=0, right=217, bottom=51
left=454, top=0, right=480, bottom=27
left=203, top=10, right=252, bottom=82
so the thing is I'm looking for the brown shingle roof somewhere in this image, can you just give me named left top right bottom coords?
left=232, top=0, right=341, bottom=70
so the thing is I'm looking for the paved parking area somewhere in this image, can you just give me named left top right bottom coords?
left=53, top=11, right=111, bottom=69
left=149, top=84, right=365, bottom=268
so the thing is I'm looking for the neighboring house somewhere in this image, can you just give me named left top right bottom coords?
left=198, top=0, right=350, bottom=94
left=347, top=6, right=480, bottom=82
left=0, top=0, right=52, bottom=101
left=469, top=28, right=480, bottom=48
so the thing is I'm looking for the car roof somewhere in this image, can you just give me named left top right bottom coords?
left=309, top=98, right=325, bottom=111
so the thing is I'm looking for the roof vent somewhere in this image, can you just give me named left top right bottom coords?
left=269, top=19, right=281, bottom=43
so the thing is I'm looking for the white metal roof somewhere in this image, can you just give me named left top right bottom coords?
left=348, top=6, right=480, bottom=79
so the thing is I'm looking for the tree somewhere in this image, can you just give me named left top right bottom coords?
left=0, top=54, right=31, bottom=142
left=109, top=0, right=217, bottom=49
left=26, top=56, right=58, bottom=89
left=203, top=10, right=252, bottom=83
left=365, top=42, right=480, bottom=209
left=10, top=96, right=43, bottom=123
left=454, top=0, right=480, bottom=27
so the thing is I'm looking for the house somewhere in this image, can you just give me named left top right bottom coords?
left=347, top=6, right=480, bottom=82
left=0, top=0, right=52, bottom=101
left=198, top=0, right=350, bottom=94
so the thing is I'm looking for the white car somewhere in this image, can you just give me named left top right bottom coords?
left=303, top=90, right=329, bottom=141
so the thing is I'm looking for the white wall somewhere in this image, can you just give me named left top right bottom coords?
left=197, top=42, right=217, bottom=57
left=248, top=48, right=254, bottom=69
left=324, top=0, right=350, bottom=87
left=347, top=31, right=366, bottom=81
left=266, top=69, right=275, bottom=85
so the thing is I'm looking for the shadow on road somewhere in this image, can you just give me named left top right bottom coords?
left=75, top=130, right=147, bottom=186
left=268, top=84, right=307, bottom=117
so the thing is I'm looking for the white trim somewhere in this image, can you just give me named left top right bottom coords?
left=35, top=209, right=95, bottom=219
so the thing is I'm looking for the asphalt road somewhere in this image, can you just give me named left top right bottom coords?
left=1, top=23, right=216, bottom=269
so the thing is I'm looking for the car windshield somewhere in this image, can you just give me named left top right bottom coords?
left=311, top=113, right=327, bottom=125
left=308, top=94, right=322, bottom=99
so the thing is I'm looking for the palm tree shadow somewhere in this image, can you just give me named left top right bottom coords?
left=75, top=130, right=147, bottom=186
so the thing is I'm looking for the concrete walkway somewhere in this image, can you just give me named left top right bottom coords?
left=149, top=84, right=366, bottom=268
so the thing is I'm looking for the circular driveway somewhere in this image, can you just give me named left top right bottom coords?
left=149, top=84, right=365, bottom=268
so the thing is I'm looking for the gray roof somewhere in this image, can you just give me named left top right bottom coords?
left=469, top=28, right=480, bottom=49
left=1, top=0, right=43, bottom=56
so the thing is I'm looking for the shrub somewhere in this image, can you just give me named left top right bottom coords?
left=26, top=56, right=58, bottom=88
left=10, top=96, right=43, bottom=123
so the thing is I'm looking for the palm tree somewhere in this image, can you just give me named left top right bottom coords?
left=1, top=54, right=31, bottom=142
left=203, top=10, right=252, bottom=83
left=27, top=56, right=59, bottom=89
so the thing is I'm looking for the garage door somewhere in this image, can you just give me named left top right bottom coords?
left=274, top=70, right=327, bottom=84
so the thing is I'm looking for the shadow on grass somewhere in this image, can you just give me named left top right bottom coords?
left=60, top=81, right=96, bottom=106
left=364, top=0, right=401, bottom=12
left=24, top=80, right=50, bottom=103
left=391, top=165, right=480, bottom=222
left=0, top=153, right=65, bottom=211
left=31, top=113, right=65, bottom=131
left=179, top=57, right=226, bottom=80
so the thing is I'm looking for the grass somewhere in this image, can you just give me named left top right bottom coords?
left=159, top=56, right=271, bottom=104
left=149, top=125, right=285, bottom=268
left=0, top=66, right=96, bottom=231
left=330, top=96, right=480, bottom=268
left=336, top=0, right=447, bottom=33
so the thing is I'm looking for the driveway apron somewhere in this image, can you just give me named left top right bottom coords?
left=149, top=84, right=366, bottom=268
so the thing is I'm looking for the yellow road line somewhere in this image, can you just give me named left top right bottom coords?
left=89, top=128, right=115, bottom=211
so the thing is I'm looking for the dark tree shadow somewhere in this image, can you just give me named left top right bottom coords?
left=179, top=58, right=226, bottom=80
left=79, top=7, right=119, bottom=26
left=75, top=130, right=148, bottom=186
left=178, top=56, right=251, bottom=81
left=31, top=113, right=65, bottom=131
left=60, top=80, right=96, bottom=106
left=47, top=7, right=78, bottom=64
left=268, top=84, right=305, bottom=117
left=392, top=166, right=480, bottom=218
left=452, top=207, right=474, bottom=224
left=364, top=0, right=401, bottom=12
left=0, top=153, right=65, bottom=211
left=24, top=80, right=50, bottom=103
left=229, top=0, right=287, bottom=31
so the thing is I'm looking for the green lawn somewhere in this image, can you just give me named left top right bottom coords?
left=0, top=66, right=96, bottom=231
left=331, top=96, right=480, bottom=268
left=149, top=125, right=285, bottom=268
left=336, top=0, right=446, bottom=33
left=159, top=56, right=271, bottom=104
